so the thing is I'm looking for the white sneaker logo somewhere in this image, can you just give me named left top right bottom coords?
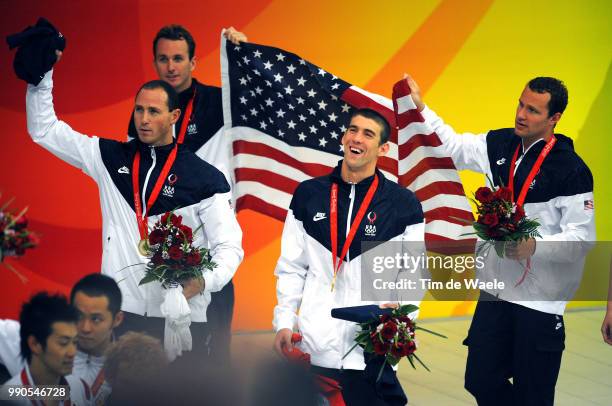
left=496, top=158, right=506, bottom=165
left=118, top=166, right=130, bottom=174
left=313, top=212, right=327, bottom=222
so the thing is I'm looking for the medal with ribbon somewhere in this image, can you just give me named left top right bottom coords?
left=132, top=93, right=196, bottom=255
left=329, top=175, right=379, bottom=291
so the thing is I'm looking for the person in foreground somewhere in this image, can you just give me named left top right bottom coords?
left=0, top=274, right=123, bottom=404
left=2, top=292, right=90, bottom=405
left=273, top=108, right=425, bottom=406
left=404, top=74, right=595, bottom=405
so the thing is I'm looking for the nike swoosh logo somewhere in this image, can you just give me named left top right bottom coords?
left=313, top=213, right=327, bottom=222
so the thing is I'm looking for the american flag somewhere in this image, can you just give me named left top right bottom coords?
left=221, top=37, right=475, bottom=251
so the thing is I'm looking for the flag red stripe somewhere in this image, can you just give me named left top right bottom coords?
left=395, top=109, right=425, bottom=130
left=398, top=157, right=456, bottom=186
left=235, top=195, right=287, bottom=221
left=415, top=181, right=468, bottom=202
left=233, top=140, right=334, bottom=178
left=398, top=132, right=443, bottom=160
left=235, top=168, right=300, bottom=195
left=424, top=207, right=474, bottom=225
left=377, top=156, right=397, bottom=175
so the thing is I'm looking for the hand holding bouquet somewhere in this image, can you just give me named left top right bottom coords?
left=138, top=211, right=215, bottom=361
left=139, top=211, right=215, bottom=288
left=467, top=180, right=541, bottom=286
left=342, top=304, right=446, bottom=382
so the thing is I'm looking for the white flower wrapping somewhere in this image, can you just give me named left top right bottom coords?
left=160, top=284, right=192, bottom=361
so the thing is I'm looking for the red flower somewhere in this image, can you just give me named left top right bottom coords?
left=494, top=187, right=513, bottom=202
left=170, top=214, right=183, bottom=227
left=168, top=245, right=183, bottom=261
left=512, top=205, right=525, bottom=222
left=186, top=251, right=201, bottom=266
left=391, top=342, right=406, bottom=358
left=475, top=187, right=494, bottom=203
left=381, top=321, right=398, bottom=340
left=398, top=316, right=414, bottom=329
left=151, top=252, right=164, bottom=265
left=373, top=341, right=389, bottom=356
left=148, top=229, right=165, bottom=245
left=161, top=212, right=171, bottom=224
left=178, top=225, right=193, bottom=241
left=13, top=215, right=28, bottom=231
left=380, top=314, right=391, bottom=323
left=482, top=213, right=499, bottom=227
left=403, top=340, right=416, bottom=356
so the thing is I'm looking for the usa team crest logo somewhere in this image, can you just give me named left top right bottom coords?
left=187, top=123, right=197, bottom=135
left=162, top=174, right=178, bottom=197
left=364, top=211, right=377, bottom=237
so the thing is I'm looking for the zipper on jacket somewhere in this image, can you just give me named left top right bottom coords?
left=141, top=147, right=157, bottom=216
left=340, top=183, right=356, bottom=369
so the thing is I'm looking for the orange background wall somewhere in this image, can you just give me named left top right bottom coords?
left=1, top=1, right=610, bottom=330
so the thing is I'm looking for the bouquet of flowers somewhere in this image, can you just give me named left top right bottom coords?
left=137, top=211, right=215, bottom=361
left=0, top=202, right=39, bottom=261
left=470, top=184, right=541, bottom=258
left=344, top=304, right=446, bottom=382
left=139, top=212, right=215, bottom=288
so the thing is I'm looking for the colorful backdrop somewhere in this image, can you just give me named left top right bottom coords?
left=1, top=0, right=610, bottom=330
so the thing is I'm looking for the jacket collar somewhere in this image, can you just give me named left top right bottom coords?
left=330, top=160, right=381, bottom=189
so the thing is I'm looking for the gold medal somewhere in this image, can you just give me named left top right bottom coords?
left=137, top=239, right=149, bottom=256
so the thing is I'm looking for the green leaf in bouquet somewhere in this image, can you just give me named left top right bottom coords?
left=139, top=273, right=159, bottom=286
left=412, top=353, right=431, bottom=372
left=398, top=304, right=419, bottom=315
left=415, top=326, right=448, bottom=339
left=407, top=355, right=416, bottom=370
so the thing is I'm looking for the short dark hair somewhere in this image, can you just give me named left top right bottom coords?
left=349, top=108, right=391, bottom=145
left=153, top=25, right=196, bottom=60
left=20, top=292, right=78, bottom=363
left=70, top=273, right=122, bottom=316
left=135, top=80, right=179, bottom=111
left=527, top=77, right=568, bottom=117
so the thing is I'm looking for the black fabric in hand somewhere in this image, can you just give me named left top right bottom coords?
left=6, top=17, right=66, bottom=85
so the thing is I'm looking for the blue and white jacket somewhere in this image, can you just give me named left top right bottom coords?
left=422, top=106, right=596, bottom=315
left=273, top=163, right=425, bottom=370
left=26, top=71, right=243, bottom=322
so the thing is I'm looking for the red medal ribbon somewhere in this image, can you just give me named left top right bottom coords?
left=132, top=145, right=178, bottom=242
left=176, top=89, right=196, bottom=145
left=90, top=368, right=105, bottom=397
left=330, top=175, right=379, bottom=290
left=508, top=135, right=556, bottom=207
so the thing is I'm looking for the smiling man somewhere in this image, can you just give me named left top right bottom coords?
left=20, top=45, right=243, bottom=364
left=404, top=75, right=595, bottom=405
left=273, top=109, right=424, bottom=406
left=2, top=293, right=90, bottom=405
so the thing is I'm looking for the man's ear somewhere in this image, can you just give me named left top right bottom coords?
left=549, top=112, right=561, bottom=127
left=28, top=335, right=43, bottom=356
left=190, top=57, right=196, bottom=73
left=112, top=311, right=124, bottom=329
left=378, top=142, right=390, bottom=157
left=170, top=108, right=181, bottom=125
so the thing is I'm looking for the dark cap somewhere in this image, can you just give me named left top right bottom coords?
left=6, top=17, right=66, bottom=85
